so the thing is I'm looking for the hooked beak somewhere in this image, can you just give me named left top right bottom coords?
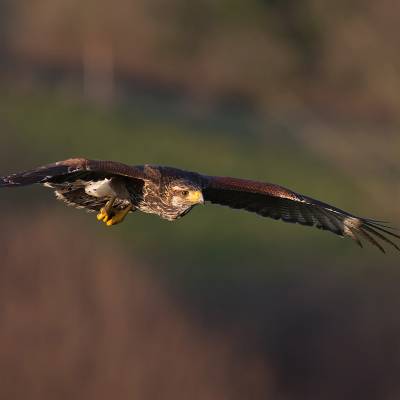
left=187, top=190, right=204, bottom=205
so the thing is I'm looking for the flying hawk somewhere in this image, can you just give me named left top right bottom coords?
left=0, top=158, right=398, bottom=252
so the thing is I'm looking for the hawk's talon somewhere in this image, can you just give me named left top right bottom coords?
left=97, top=208, right=114, bottom=222
left=105, top=204, right=133, bottom=227
left=97, top=208, right=108, bottom=221
left=97, top=196, right=116, bottom=222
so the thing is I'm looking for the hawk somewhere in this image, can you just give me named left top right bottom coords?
left=0, top=158, right=398, bottom=252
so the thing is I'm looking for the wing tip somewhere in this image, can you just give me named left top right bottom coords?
left=0, top=175, right=25, bottom=188
left=344, top=217, right=400, bottom=253
left=0, top=158, right=89, bottom=188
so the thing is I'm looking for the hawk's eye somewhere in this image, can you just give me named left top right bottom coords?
left=181, top=190, right=189, bottom=196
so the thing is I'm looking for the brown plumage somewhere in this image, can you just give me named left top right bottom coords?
left=1, top=158, right=399, bottom=252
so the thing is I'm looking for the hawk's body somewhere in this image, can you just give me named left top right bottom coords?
left=48, top=164, right=205, bottom=221
left=1, top=158, right=399, bottom=252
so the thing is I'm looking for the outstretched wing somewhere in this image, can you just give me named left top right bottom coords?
left=0, top=158, right=147, bottom=187
left=202, top=175, right=400, bottom=252
left=0, top=158, right=147, bottom=211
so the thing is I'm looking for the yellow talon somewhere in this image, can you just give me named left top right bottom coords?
left=97, top=209, right=107, bottom=221
left=97, top=196, right=116, bottom=222
left=105, top=204, right=133, bottom=227
left=97, top=208, right=112, bottom=222
left=102, top=214, right=110, bottom=222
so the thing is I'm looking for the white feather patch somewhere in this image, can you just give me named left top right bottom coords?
left=84, top=179, right=115, bottom=198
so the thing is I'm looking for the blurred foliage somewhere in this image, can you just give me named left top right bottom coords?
left=0, top=216, right=273, bottom=399
left=3, top=0, right=400, bottom=118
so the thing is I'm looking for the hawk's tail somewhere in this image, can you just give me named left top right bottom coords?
left=0, top=162, right=76, bottom=188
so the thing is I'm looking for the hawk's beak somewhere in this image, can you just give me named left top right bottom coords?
left=188, top=190, right=204, bottom=205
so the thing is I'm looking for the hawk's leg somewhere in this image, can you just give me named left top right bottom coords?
left=106, top=204, right=134, bottom=226
left=97, top=196, right=116, bottom=222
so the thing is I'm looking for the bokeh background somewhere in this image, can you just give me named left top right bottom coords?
left=0, top=1, right=400, bottom=399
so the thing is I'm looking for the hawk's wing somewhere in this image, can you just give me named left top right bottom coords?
left=0, top=158, right=147, bottom=212
left=202, top=175, right=400, bottom=252
left=0, top=158, right=147, bottom=187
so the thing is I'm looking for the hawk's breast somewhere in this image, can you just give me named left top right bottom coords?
left=84, top=178, right=130, bottom=200
left=84, top=179, right=115, bottom=198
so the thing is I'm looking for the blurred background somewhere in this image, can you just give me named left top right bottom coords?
left=0, top=1, right=400, bottom=399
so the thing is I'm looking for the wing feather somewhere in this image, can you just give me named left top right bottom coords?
left=0, top=158, right=147, bottom=187
left=203, top=175, right=400, bottom=252
left=0, top=158, right=147, bottom=213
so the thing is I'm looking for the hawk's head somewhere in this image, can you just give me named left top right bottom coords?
left=166, top=179, right=204, bottom=211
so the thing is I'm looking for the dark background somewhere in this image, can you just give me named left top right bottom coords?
left=0, top=1, right=399, bottom=399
